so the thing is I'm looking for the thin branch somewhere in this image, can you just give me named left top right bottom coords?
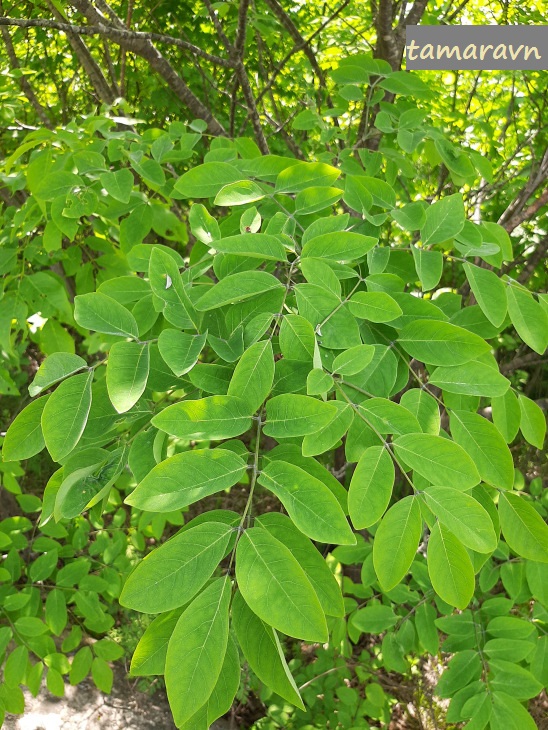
left=203, top=0, right=269, bottom=153
left=0, top=15, right=234, bottom=68
left=44, top=0, right=117, bottom=104
left=262, top=0, right=328, bottom=89
left=500, top=187, right=548, bottom=233
left=69, top=0, right=227, bottom=136
left=252, top=0, right=350, bottom=111
left=0, top=16, right=53, bottom=127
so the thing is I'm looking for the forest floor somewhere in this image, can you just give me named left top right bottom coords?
left=3, top=665, right=234, bottom=730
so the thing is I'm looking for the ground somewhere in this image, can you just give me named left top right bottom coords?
left=4, top=666, right=234, bottom=730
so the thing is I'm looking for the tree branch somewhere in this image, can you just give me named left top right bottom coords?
left=0, top=15, right=53, bottom=127
left=498, top=146, right=548, bottom=230
left=44, top=0, right=117, bottom=104
left=68, top=0, right=227, bottom=136
left=203, top=0, right=269, bottom=153
left=0, top=15, right=234, bottom=68
left=500, top=187, right=548, bottom=233
left=262, top=0, right=327, bottom=88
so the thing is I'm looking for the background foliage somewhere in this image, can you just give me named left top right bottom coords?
left=0, top=0, right=547, bottom=728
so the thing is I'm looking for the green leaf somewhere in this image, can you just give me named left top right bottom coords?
left=256, top=512, right=344, bottom=617
left=490, top=660, right=543, bottom=700
left=490, top=691, right=537, bottom=730
left=506, top=285, right=548, bottom=355
left=302, top=401, right=353, bottom=456
left=125, top=448, right=247, bottom=511
left=15, top=616, right=49, bottom=637
left=165, top=577, right=231, bottom=726
left=487, top=616, right=536, bottom=640
left=424, top=487, right=497, bottom=553
left=393, top=433, right=480, bottom=490
left=391, top=202, right=426, bottom=230
left=420, top=193, right=465, bottom=246
left=267, top=444, right=348, bottom=511
left=45, top=589, right=67, bottom=636
left=120, top=522, right=233, bottom=613
left=231, top=591, right=304, bottom=709
left=346, top=175, right=396, bottom=209
left=357, top=398, right=421, bottom=436
left=463, top=263, right=507, bottom=327
left=174, top=162, right=245, bottom=198
left=130, top=611, right=179, bottom=676
left=352, top=604, right=398, bottom=634
left=152, top=395, right=253, bottom=440
left=332, top=345, right=375, bottom=376
left=227, top=339, right=275, bottom=412
left=518, top=394, right=546, bottom=449
left=98, top=276, right=151, bottom=304
left=295, top=186, right=343, bottom=215
left=348, top=445, right=395, bottom=529
left=74, top=292, right=139, bottom=338
left=415, top=603, right=439, bottom=654
left=211, top=233, right=287, bottom=261
left=306, top=368, right=334, bottom=395
left=275, top=161, right=340, bottom=193
left=427, top=522, right=475, bottom=609
left=46, top=667, right=65, bottom=697
left=99, top=168, right=134, bottom=203
left=341, top=174, right=373, bottom=213
left=258, top=460, right=354, bottom=544
left=400, top=389, right=440, bottom=435
left=69, top=647, right=93, bottom=685
left=236, top=527, right=328, bottom=642
left=348, top=291, right=402, bottom=322
left=206, top=635, right=240, bottom=725
left=214, top=180, right=265, bottom=206
left=436, top=651, right=482, bottom=698
left=2, top=395, right=49, bottom=461
left=373, top=496, right=422, bottom=590
left=412, top=247, right=443, bottom=290
left=29, top=353, right=87, bottom=397
left=30, top=551, right=58, bottom=581
left=42, top=371, right=93, bottom=461
left=398, top=320, right=490, bottom=366
left=484, top=639, right=535, bottom=663
left=55, top=445, right=127, bottom=519
left=295, top=283, right=361, bottom=349
left=33, top=171, right=82, bottom=201
left=91, top=657, right=113, bottom=694
left=449, top=411, right=514, bottom=490
left=189, top=203, right=220, bottom=243
left=158, top=329, right=207, bottom=377
left=194, top=271, right=284, bottom=311
left=491, top=389, right=520, bottom=443
left=263, top=394, right=337, bottom=437
left=149, top=247, right=198, bottom=330
left=301, top=232, right=377, bottom=262
left=499, top=492, right=548, bottom=562
left=106, top=341, right=149, bottom=413
left=380, top=70, right=433, bottom=98
left=279, top=314, right=315, bottom=361
left=4, top=645, right=29, bottom=688
left=430, top=361, right=510, bottom=397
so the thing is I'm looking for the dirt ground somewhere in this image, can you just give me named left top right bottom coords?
left=3, top=667, right=234, bottom=730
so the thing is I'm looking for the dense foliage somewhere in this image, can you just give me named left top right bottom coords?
left=0, top=1, right=547, bottom=729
